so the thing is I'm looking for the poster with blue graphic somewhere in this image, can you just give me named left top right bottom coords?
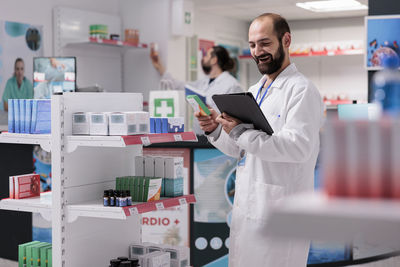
left=192, top=149, right=237, bottom=267
left=366, top=15, right=400, bottom=70
left=0, top=20, right=43, bottom=110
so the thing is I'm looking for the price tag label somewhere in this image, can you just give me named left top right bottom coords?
left=179, top=198, right=187, bottom=205
left=97, top=39, right=103, bottom=43
left=174, top=134, right=183, bottom=142
left=155, top=202, right=164, bottom=210
left=117, top=41, right=123, bottom=46
left=141, top=136, right=151, bottom=146
left=129, top=207, right=138, bottom=215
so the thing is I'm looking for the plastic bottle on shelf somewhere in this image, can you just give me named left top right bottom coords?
left=126, top=190, right=132, bottom=206
left=109, top=189, right=115, bottom=206
left=372, top=55, right=400, bottom=117
left=103, top=190, right=109, bottom=206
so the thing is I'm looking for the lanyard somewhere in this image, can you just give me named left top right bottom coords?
left=255, top=79, right=273, bottom=106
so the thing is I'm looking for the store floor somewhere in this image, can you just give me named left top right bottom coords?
left=0, top=256, right=399, bottom=267
left=0, top=258, right=17, bottom=267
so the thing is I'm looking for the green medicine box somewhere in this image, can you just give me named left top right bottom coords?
left=26, top=242, right=42, bottom=267
left=116, top=177, right=121, bottom=191
left=47, top=248, right=52, bottom=267
left=138, top=177, right=144, bottom=202
left=133, top=176, right=140, bottom=202
left=129, top=177, right=134, bottom=203
left=19, top=241, right=40, bottom=267
left=40, top=245, right=52, bottom=267
left=33, top=243, right=51, bottom=267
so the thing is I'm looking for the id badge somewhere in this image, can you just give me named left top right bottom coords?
left=238, top=149, right=246, bottom=166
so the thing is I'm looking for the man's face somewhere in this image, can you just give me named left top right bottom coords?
left=201, top=48, right=214, bottom=75
left=248, top=18, right=286, bottom=75
left=15, top=61, right=24, bottom=83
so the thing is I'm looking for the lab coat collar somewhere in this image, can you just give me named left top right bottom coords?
left=211, top=71, right=230, bottom=84
left=259, top=63, right=297, bottom=90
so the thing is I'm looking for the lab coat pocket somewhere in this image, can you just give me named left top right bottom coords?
left=246, top=181, right=285, bottom=222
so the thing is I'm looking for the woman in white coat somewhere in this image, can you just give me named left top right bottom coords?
left=196, top=13, right=324, bottom=266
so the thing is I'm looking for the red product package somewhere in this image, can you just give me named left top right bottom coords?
left=12, top=174, right=41, bottom=199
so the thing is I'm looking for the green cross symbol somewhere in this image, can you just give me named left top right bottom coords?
left=185, top=12, right=191, bottom=24
left=154, top=98, right=175, bottom=117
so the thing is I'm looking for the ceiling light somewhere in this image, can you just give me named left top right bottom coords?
left=296, top=0, right=368, bottom=12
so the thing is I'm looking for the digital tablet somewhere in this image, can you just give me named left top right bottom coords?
left=212, top=92, right=274, bottom=135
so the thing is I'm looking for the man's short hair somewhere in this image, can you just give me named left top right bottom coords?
left=254, top=13, right=291, bottom=40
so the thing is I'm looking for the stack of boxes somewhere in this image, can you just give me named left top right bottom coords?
left=129, top=242, right=189, bottom=267
left=115, top=176, right=162, bottom=203
left=72, top=111, right=150, bottom=136
left=89, top=24, right=108, bottom=39
left=8, top=99, right=51, bottom=134
left=9, top=173, right=41, bottom=199
left=149, top=117, right=184, bottom=133
left=19, top=241, right=52, bottom=267
left=136, top=156, right=184, bottom=198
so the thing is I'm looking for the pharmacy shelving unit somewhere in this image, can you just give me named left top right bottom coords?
left=239, top=47, right=364, bottom=59
left=266, top=191, right=400, bottom=244
left=0, top=93, right=197, bottom=267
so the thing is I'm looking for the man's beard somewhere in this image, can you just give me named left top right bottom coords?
left=201, top=59, right=212, bottom=75
left=253, top=40, right=285, bottom=75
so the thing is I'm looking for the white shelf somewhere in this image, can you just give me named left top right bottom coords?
left=0, top=192, right=52, bottom=221
left=0, top=192, right=195, bottom=223
left=66, top=194, right=196, bottom=222
left=64, top=37, right=148, bottom=52
left=66, top=132, right=197, bottom=152
left=267, top=191, right=400, bottom=243
left=0, top=132, right=51, bottom=151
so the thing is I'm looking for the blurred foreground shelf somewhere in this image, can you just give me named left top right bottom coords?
left=267, top=191, right=400, bottom=243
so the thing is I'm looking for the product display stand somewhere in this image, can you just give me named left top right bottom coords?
left=0, top=93, right=196, bottom=267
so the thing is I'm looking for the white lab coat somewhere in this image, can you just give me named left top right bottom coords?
left=208, top=63, right=324, bottom=267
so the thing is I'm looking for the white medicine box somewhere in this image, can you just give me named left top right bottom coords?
left=72, top=112, right=90, bottom=135
left=89, top=112, right=109, bottom=135
left=109, top=111, right=150, bottom=136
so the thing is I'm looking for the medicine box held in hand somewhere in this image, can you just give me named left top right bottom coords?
left=186, top=95, right=211, bottom=116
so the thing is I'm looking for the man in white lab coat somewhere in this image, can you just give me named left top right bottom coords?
left=196, top=13, right=324, bottom=266
left=150, top=45, right=243, bottom=112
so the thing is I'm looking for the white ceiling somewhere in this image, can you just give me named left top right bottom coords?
left=193, top=0, right=368, bottom=22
